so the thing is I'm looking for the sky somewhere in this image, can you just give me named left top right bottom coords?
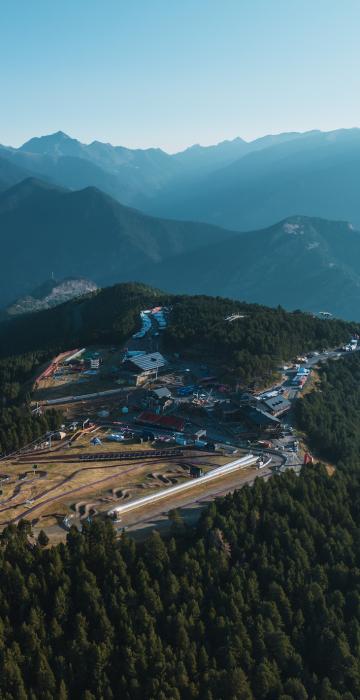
left=1, top=0, right=360, bottom=152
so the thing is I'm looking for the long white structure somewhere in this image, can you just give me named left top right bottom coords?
left=40, top=387, right=124, bottom=406
left=108, top=453, right=271, bottom=518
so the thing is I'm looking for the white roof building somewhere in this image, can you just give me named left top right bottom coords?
left=127, top=352, right=166, bottom=373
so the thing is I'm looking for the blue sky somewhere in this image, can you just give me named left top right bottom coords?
left=1, top=0, right=360, bottom=151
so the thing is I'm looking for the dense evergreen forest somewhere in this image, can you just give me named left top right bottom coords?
left=0, top=352, right=62, bottom=456
left=1, top=465, right=360, bottom=699
left=295, top=352, right=360, bottom=464
left=165, top=296, right=354, bottom=385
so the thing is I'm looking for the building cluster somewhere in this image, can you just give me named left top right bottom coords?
left=37, top=304, right=347, bottom=465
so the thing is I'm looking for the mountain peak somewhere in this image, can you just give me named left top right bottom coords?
left=46, top=130, right=73, bottom=142
left=21, top=131, right=71, bottom=146
left=19, top=131, right=82, bottom=156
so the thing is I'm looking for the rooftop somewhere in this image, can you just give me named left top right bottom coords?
left=128, top=352, right=166, bottom=372
left=152, top=387, right=172, bottom=399
left=136, top=411, right=185, bottom=432
left=243, top=406, right=281, bottom=426
left=262, top=395, right=291, bottom=412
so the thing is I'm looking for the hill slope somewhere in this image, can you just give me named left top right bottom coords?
left=0, top=282, right=353, bottom=374
left=3, top=277, right=99, bottom=317
left=0, top=178, right=233, bottom=305
left=0, top=155, right=37, bottom=192
left=2, top=178, right=360, bottom=319
left=0, top=282, right=165, bottom=357
left=139, top=215, right=360, bottom=320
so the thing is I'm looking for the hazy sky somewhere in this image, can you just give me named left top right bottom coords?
left=1, top=0, right=360, bottom=152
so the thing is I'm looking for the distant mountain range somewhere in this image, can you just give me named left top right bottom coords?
left=2, top=128, right=360, bottom=320
left=2, top=128, right=360, bottom=231
left=1, top=130, right=250, bottom=206
left=148, top=128, right=360, bottom=231
left=1, top=176, right=360, bottom=319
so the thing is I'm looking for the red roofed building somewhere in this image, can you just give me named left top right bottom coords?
left=136, top=412, right=185, bottom=432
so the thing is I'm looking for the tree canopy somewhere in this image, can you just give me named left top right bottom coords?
left=1, top=464, right=360, bottom=698
left=0, top=352, right=62, bottom=456
left=165, top=295, right=354, bottom=386
left=295, top=352, right=360, bottom=464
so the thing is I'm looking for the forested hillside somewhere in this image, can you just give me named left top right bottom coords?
left=0, top=283, right=164, bottom=357
left=0, top=284, right=354, bottom=387
left=1, top=464, right=360, bottom=698
left=0, top=352, right=62, bottom=455
left=164, top=296, right=354, bottom=386
left=295, top=352, right=360, bottom=463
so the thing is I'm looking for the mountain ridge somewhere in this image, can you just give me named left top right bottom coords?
left=137, top=214, right=360, bottom=320
left=0, top=178, right=236, bottom=306
left=3, top=128, right=360, bottom=229
left=146, top=128, right=360, bottom=229
left=1, top=176, right=360, bottom=319
left=0, top=128, right=317, bottom=208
